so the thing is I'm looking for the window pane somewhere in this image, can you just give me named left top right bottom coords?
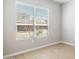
left=16, top=3, right=34, bottom=40
left=16, top=25, right=33, bottom=39
left=16, top=4, right=34, bottom=24
left=36, top=26, right=48, bottom=38
left=35, top=8, right=48, bottom=24
left=16, top=25, right=26, bottom=39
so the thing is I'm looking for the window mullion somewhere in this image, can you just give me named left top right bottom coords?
left=33, top=7, right=36, bottom=38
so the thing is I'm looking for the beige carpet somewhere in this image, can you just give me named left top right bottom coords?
left=7, top=43, right=75, bottom=59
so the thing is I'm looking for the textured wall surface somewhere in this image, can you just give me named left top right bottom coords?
left=62, top=0, right=75, bottom=44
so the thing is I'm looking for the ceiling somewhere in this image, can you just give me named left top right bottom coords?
left=51, top=0, right=72, bottom=4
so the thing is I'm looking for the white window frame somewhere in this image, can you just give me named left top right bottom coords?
left=16, top=1, right=49, bottom=40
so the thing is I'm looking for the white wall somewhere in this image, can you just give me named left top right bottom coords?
left=62, top=0, right=75, bottom=44
left=3, top=0, right=61, bottom=55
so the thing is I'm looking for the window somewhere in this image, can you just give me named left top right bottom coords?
left=16, top=2, right=49, bottom=40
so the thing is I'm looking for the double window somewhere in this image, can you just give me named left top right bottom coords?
left=16, top=2, right=49, bottom=40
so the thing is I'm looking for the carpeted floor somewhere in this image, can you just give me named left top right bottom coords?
left=7, top=43, right=75, bottom=59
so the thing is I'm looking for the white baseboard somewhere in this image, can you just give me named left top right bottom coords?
left=3, top=41, right=75, bottom=58
left=60, top=41, right=75, bottom=46
left=3, top=41, right=61, bottom=58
